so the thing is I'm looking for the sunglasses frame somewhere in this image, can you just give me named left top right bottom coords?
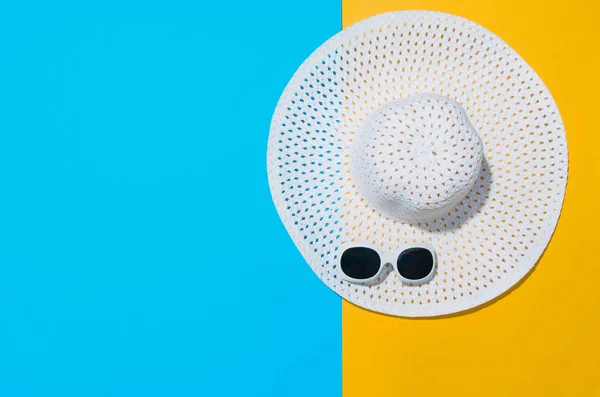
left=337, top=240, right=437, bottom=285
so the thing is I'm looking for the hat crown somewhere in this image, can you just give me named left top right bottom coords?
left=353, top=94, right=484, bottom=222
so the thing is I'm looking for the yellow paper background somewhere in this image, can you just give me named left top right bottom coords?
left=342, top=1, right=600, bottom=395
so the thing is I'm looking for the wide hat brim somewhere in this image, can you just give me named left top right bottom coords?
left=267, top=11, right=568, bottom=317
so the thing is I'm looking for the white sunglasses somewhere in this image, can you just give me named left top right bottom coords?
left=338, top=241, right=437, bottom=284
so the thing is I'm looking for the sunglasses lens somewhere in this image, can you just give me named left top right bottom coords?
left=397, top=248, right=434, bottom=281
left=340, top=247, right=381, bottom=280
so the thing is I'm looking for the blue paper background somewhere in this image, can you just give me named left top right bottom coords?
left=0, top=1, right=341, bottom=395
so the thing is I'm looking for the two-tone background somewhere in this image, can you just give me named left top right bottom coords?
left=1, top=1, right=599, bottom=396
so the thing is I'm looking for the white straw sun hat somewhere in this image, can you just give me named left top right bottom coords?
left=267, top=11, right=568, bottom=317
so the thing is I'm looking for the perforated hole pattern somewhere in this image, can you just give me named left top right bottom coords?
left=267, top=11, right=568, bottom=317
left=353, top=93, right=484, bottom=222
